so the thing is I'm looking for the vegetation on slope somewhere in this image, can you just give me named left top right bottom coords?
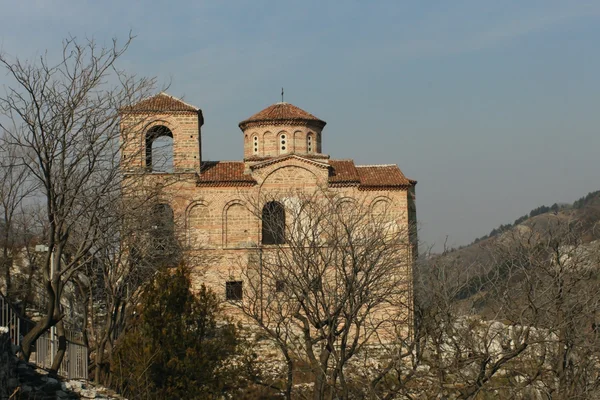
left=470, top=190, right=600, bottom=246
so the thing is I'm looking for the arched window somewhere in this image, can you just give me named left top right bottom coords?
left=146, top=125, right=173, bottom=172
left=187, top=202, right=210, bottom=247
left=253, top=135, right=259, bottom=155
left=225, top=201, right=253, bottom=247
left=279, top=133, right=288, bottom=155
left=262, top=201, right=285, bottom=244
left=371, top=199, right=391, bottom=220
left=152, top=203, right=174, bottom=239
left=150, top=203, right=178, bottom=265
left=307, top=133, right=314, bottom=153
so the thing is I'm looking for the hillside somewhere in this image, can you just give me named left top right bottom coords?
left=424, top=189, right=600, bottom=315
left=470, top=190, right=600, bottom=246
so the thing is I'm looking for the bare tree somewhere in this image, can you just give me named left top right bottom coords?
left=0, top=34, right=156, bottom=370
left=85, top=187, right=183, bottom=383
left=408, top=247, right=532, bottom=399
left=396, top=217, right=600, bottom=399
left=482, top=219, right=600, bottom=399
left=234, top=189, right=414, bottom=400
left=0, top=140, right=37, bottom=300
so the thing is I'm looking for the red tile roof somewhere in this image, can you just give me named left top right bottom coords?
left=245, top=153, right=330, bottom=162
left=249, top=154, right=330, bottom=172
left=328, top=160, right=415, bottom=189
left=193, top=158, right=415, bottom=189
left=121, top=93, right=200, bottom=113
left=328, top=160, right=360, bottom=185
left=197, top=161, right=256, bottom=186
left=355, top=165, right=414, bottom=189
left=239, top=102, right=326, bottom=130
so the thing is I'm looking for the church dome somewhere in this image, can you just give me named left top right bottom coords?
left=239, top=102, right=326, bottom=130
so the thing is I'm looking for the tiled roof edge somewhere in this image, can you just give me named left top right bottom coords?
left=250, top=155, right=330, bottom=171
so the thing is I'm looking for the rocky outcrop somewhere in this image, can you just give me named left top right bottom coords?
left=0, top=328, right=19, bottom=399
left=0, top=328, right=125, bottom=400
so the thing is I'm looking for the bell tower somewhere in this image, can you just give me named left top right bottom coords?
left=120, top=92, right=203, bottom=174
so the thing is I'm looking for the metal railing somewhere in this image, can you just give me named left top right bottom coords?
left=0, top=293, right=21, bottom=346
left=0, top=292, right=88, bottom=379
left=34, top=327, right=88, bottom=379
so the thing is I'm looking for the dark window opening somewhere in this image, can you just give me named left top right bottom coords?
left=262, top=201, right=285, bottom=245
left=226, top=281, right=243, bottom=300
left=279, top=134, right=288, bottom=154
left=146, top=125, right=174, bottom=172
left=152, top=203, right=174, bottom=234
left=275, top=280, right=285, bottom=292
left=310, top=277, right=322, bottom=292
left=150, top=203, right=178, bottom=265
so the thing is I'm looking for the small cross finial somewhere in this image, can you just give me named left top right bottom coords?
left=281, top=87, right=284, bottom=103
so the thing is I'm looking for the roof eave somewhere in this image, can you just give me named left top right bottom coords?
left=238, top=118, right=326, bottom=131
left=358, top=185, right=413, bottom=191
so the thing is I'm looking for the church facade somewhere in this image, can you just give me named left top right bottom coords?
left=119, top=93, right=417, bottom=325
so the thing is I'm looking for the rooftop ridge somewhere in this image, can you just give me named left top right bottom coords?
left=239, top=102, right=326, bottom=129
left=201, top=160, right=243, bottom=163
left=250, top=154, right=330, bottom=171
left=356, top=164, right=397, bottom=168
left=157, top=92, right=200, bottom=111
left=121, top=92, right=200, bottom=113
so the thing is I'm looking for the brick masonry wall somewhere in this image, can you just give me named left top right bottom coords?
left=120, top=109, right=414, bottom=338
left=120, top=112, right=201, bottom=173
left=148, top=160, right=412, bottom=328
left=242, top=124, right=323, bottom=159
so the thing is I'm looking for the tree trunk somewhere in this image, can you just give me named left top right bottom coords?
left=20, top=280, right=57, bottom=361
left=2, top=256, right=11, bottom=299
left=313, top=347, right=331, bottom=400
left=95, top=335, right=109, bottom=382
left=50, top=319, right=67, bottom=373
left=283, top=349, right=293, bottom=400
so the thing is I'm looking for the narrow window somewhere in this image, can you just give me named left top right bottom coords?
left=307, top=133, right=313, bottom=153
left=151, top=203, right=174, bottom=242
left=275, top=280, right=285, bottom=292
left=150, top=203, right=178, bottom=265
left=253, top=135, right=259, bottom=155
left=310, top=277, right=322, bottom=292
left=226, top=281, right=243, bottom=300
left=262, top=201, right=285, bottom=244
left=279, top=134, right=287, bottom=154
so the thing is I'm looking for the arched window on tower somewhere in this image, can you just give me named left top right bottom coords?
left=279, top=133, right=288, bottom=155
left=262, top=201, right=285, bottom=245
left=307, top=133, right=314, bottom=154
left=146, top=125, right=174, bottom=172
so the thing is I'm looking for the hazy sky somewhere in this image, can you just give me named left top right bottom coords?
left=1, top=1, right=599, bottom=250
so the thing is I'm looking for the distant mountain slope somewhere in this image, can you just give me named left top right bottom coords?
left=424, top=189, right=600, bottom=315
left=469, top=190, right=600, bottom=246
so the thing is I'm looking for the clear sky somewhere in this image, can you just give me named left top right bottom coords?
left=1, top=1, right=599, bottom=251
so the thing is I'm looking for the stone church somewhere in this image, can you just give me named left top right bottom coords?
left=119, top=92, right=417, bottom=318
